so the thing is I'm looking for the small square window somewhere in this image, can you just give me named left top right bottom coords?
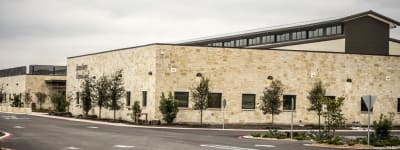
left=361, top=97, right=373, bottom=112
left=283, top=95, right=296, bottom=111
left=175, top=91, right=189, bottom=107
left=242, top=94, right=255, bottom=109
left=208, top=93, right=222, bottom=108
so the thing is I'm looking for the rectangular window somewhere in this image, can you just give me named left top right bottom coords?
left=76, top=92, right=80, bottom=104
left=397, top=98, right=400, bottom=112
left=126, top=91, right=131, bottom=106
left=361, top=97, right=373, bottom=112
left=326, top=27, right=332, bottom=35
left=283, top=95, right=296, bottom=110
left=208, top=93, right=222, bottom=108
left=325, top=96, right=336, bottom=101
left=142, top=91, right=147, bottom=107
left=301, top=31, right=306, bottom=39
left=332, top=26, right=337, bottom=34
left=242, top=94, right=255, bottom=109
left=337, top=25, right=342, bottom=34
left=309, top=31, right=314, bottom=38
left=318, top=28, right=323, bottom=36
left=175, top=91, right=189, bottom=107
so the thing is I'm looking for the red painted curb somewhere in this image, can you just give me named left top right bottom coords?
left=0, top=130, right=13, bottom=141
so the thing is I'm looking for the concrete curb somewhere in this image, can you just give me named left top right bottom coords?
left=303, top=143, right=400, bottom=150
left=4, top=112, right=400, bottom=132
left=0, top=130, right=13, bottom=141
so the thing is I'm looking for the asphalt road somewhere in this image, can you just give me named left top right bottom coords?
left=0, top=112, right=367, bottom=150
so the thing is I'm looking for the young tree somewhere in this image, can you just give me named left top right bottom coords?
left=307, top=80, right=326, bottom=131
left=94, top=75, right=111, bottom=119
left=11, top=94, right=22, bottom=107
left=35, top=92, right=47, bottom=110
left=191, top=76, right=210, bottom=126
left=50, top=92, right=68, bottom=112
left=81, top=75, right=95, bottom=117
left=323, top=97, right=346, bottom=136
left=260, top=80, right=284, bottom=128
left=24, top=92, right=32, bottom=107
left=132, top=101, right=142, bottom=123
left=159, top=92, right=179, bottom=124
left=107, top=70, right=125, bottom=121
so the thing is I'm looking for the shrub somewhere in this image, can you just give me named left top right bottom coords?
left=327, top=136, right=344, bottom=145
left=373, top=113, right=393, bottom=141
left=251, top=133, right=261, bottom=137
left=308, top=130, right=331, bottom=142
left=159, top=92, right=179, bottom=124
left=347, top=140, right=356, bottom=146
left=50, top=93, right=69, bottom=112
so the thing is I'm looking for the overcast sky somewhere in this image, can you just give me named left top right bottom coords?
left=0, top=0, right=399, bottom=69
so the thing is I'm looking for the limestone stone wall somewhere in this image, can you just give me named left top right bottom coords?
left=66, top=45, right=157, bottom=121
left=66, top=44, right=400, bottom=125
left=0, top=75, right=66, bottom=109
left=154, top=45, right=400, bottom=125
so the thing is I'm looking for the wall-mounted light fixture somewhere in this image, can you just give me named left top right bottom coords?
left=148, top=72, right=153, bottom=76
left=346, top=78, right=352, bottom=83
left=267, top=76, right=274, bottom=80
left=196, top=73, right=202, bottom=77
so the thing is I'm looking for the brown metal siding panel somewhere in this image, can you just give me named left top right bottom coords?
left=344, top=16, right=389, bottom=55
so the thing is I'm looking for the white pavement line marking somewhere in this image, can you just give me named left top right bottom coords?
left=65, top=146, right=80, bottom=149
left=200, top=144, right=258, bottom=150
left=254, top=145, right=275, bottom=148
left=1, top=115, right=29, bottom=120
left=14, top=126, right=24, bottom=128
left=113, top=145, right=135, bottom=148
left=87, top=126, right=99, bottom=129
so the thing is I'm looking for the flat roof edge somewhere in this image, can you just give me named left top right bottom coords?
left=67, top=43, right=175, bottom=59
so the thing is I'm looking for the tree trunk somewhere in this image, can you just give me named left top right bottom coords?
left=318, top=113, right=321, bottom=133
left=99, top=106, right=102, bottom=120
left=200, top=109, right=203, bottom=126
left=113, top=108, right=116, bottom=121
left=271, top=113, right=274, bottom=129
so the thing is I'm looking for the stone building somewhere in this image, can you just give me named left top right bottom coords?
left=0, top=65, right=67, bottom=110
left=67, top=10, right=400, bottom=125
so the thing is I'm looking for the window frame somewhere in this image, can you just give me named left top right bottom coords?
left=174, top=91, right=189, bottom=108
left=241, top=94, right=256, bottom=109
left=397, top=98, right=400, bottom=113
left=361, top=97, right=373, bottom=112
left=142, top=91, right=147, bottom=107
left=208, top=93, right=222, bottom=108
left=76, top=92, right=80, bottom=104
left=283, top=95, right=296, bottom=111
left=126, top=91, right=131, bottom=106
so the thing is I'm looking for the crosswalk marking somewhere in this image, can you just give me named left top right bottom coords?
left=200, top=144, right=259, bottom=150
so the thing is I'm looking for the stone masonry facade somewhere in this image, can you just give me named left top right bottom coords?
left=67, top=44, right=400, bottom=125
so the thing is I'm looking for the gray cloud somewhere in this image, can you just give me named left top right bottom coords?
left=0, top=0, right=399, bottom=69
